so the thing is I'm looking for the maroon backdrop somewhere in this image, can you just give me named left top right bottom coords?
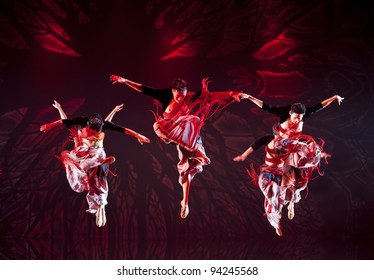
left=0, top=0, right=373, bottom=259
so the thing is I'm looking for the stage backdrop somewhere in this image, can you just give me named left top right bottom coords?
left=0, top=0, right=373, bottom=259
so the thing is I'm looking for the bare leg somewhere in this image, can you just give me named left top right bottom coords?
left=180, top=174, right=191, bottom=219
left=102, top=205, right=107, bottom=226
left=96, top=205, right=103, bottom=227
left=287, top=202, right=295, bottom=220
left=96, top=205, right=107, bottom=227
left=275, top=226, right=283, bottom=237
left=260, top=173, right=283, bottom=237
left=281, top=166, right=296, bottom=220
left=233, top=147, right=253, bottom=162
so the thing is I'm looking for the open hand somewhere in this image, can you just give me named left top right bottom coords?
left=238, top=92, right=250, bottom=99
left=113, top=104, right=124, bottom=113
left=52, top=100, right=62, bottom=110
left=40, top=124, right=47, bottom=133
left=110, top=75, right=126, bottom=84
left=137, top=134, right=150, bottom=145
left=230, top=91, right=246, bottom=102
left=201, top=77, right=212, bottom=92
left=233, top=155, right=246, bottom=162
left=335, top=95, right=344, bottom=105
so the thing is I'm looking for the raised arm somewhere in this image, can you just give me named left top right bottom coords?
left=52, top=100, right=67, bottom=119
left=321, top=94, right=344, bottom=108
left=124, top=128, right=150, bottom=144
left=40, top=100, right=67, bottom=132
left=105, top=104, right=124, bottom=122
left=110, top=75, right=143, bottom=92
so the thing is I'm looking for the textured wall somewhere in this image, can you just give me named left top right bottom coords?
left=0, top=0, right=373, bottom=259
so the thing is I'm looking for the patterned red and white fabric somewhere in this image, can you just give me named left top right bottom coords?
left=152, top=89, right=233, bottom=183
left=60, top=144, right=109, bottom=214
left=251, top=133, right=326, bottom=234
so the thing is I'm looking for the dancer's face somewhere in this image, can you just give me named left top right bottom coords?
left=88, top=114, right=103, bottom=131
left=172, top=88, right=187, bottom=103
left=289, top=112, right=304, bottom=125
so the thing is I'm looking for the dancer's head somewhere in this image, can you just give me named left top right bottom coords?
left=171, top=78, right=188, bottom=103
left=289, top=103, right=306, bottom=124
left=87, top=113, right=104, bottom=131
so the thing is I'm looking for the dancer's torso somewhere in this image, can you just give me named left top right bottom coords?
left=81, top=127, right=105, bottom=148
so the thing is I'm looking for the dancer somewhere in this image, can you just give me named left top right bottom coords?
left=110, top=74, right=248, bottom=218
left=40, top=101, right=150, bottom=227
left=52, top=100, right=124, bottom=147
left=247, top=106, right=327, bottom=236
left=235, top=96, right=343, bottom=236
left=233, top=94, right=344, bottom=161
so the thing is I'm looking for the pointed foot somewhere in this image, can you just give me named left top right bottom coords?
left=287, top=203, right=295, bottom=220
left=275, top=227, right=283, bottom=237
left=102, top=156, right=116, bottom=165
left=96, top=205, right=107, bottom=227
left=180, top=202, right=189, bottom=219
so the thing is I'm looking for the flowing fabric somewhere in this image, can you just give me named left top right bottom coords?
left=59, top=129, right=110, bottom=214
left=249, top=130, right=327, bottom=233
left=258, top=169, right=285, bottom=230
left=176, top=136, right=211, bottom=185
left=280, top=135, right=325, bottom=205
left=153, top=115, right=201, bottom=151
left=152, top=89, right=234, bottom=183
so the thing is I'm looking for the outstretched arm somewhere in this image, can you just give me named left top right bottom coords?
left=321, top=94, right=344, bottom=108
left=41, top=100, right=66, bottom=132
left=209, top=91, right=248, bottom=102
left=52, top=100, right=67, bottom=119
left=103, top=121, right=150, bottom=144
left=124, top=128, right=150, bottom=144
left=233, top=135, right=274, bottom=162
left=40, top=119, right=63, bottom=133
left=41, top=117, right=88, bottom=133
left=233, top=146, right=254, bottom=162
left=105, top=104, right=124, bottom=122
left=246, top=95, right=263, bottom=108
left=201, top=77, right=248, bottom=102
left=110, top=75, right=143, bottom=92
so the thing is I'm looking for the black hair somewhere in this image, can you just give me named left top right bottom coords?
left=171, top=78, right=188, bottom=91
left=87, top=113, right=104, bottom=131
left=290, top=103, right=306, bottom=114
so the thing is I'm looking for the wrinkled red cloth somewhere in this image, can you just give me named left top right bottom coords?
left=249, top=132, right=326, bottom=233
left=153, top=89, right=233, bottom=184
left=59, top=128, right=109, bottom=214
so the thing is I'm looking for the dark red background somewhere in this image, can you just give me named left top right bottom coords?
left=0, top=0, right=373, bottom=259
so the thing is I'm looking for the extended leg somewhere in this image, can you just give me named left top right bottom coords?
left=180, top=173, right=191, bottom=219
left=96, top=205, right=107, bottom=227
left=259, top=172, right=283, bottom=236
